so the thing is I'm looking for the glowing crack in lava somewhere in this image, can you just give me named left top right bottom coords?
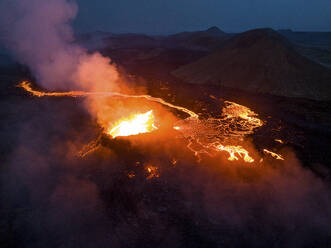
left=186, top=139, right=255, bottom=163
left=274, top=139, right=284, bottom=144
left=107, top=110, right=157, bottom=138
left=18, top=81, right=284, bottom=163
left=263, top=149, right=284, bottom=160
left=221, top=100, right=263, bottom=130
left=173, top=101, right=264, bottom=162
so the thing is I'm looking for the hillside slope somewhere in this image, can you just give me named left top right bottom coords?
left=173, top=29, right=331, bottom=100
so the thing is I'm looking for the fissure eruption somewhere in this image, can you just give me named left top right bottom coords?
left=19, top=81, right=284, bottom=164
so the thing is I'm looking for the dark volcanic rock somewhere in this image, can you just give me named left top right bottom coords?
left=172, top=28, right=331, bottom=100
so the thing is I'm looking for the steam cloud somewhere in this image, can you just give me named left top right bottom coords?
left=0, top=0, right=119, bottom=92
left=0, top=0, right=127, bottom=132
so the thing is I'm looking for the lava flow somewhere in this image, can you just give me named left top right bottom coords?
left=217, top=144, right=254, bottom=163
left=18, top=81, right=198, bottom=118
left=263, top=149, right=284, bottom=160
left=173, top=100, right=264, bottom=162
left=18, top=81, right=285, bottom=164
left=19, top=81, right=94, bottom=97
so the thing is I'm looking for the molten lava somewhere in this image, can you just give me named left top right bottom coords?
left=107, top=110, right=157, bottom=138
left=222, top=101, right=263, bottom=129
left=18, top=81, right=90, bottom=97
left=274, top=139, right=284, bottom=144
left=19, top=81, right=286, bottom=164
left=217, top=144, right=254, bottom=163
left=18, top=81, right=197, bottom=118
left=263, top=149, right=284, bottom=160
left=174, top=101, right=264, bottom=163
left=145, top=165, right=160, bottom=180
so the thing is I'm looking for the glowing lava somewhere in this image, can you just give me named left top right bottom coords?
left=274, top=139, right=284, bottom=144
left=18, top=81, right=91, bottom=97
left=263, top=149, right=284, bottom=160
left=220, top=100, right=263, bottom=136
left=145, top=165, right=160, bottom=180
left=107, top=110, right=157, bottom=138
left=174, top=101, right=264, bottom=163
left=217, top=144, right=254, bottom=163
left=222, top=101, right=263, bottom=127
left=19, top=81, right=284, bottom=164
left=18, top=81, right=198, bottom=118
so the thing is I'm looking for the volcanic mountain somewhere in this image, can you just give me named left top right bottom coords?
left=172, top=28, right=331, bottom=100
left=163, top=26, right=231, bottom=51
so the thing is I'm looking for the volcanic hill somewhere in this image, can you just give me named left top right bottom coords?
left=163, top=26, right=230, bottom=51
left=172, top=28, right=331, bottom=100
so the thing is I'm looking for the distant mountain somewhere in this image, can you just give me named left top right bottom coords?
left=76, top=32, right=162, bottom=51
left=295, top=46, right=331, bottom=68
left=172, top=28, right=331, bottom=100
left=205, top=26, right=225, bottom=36
left=169, top=26, right=225, bottom=40
left=278, top=29, right=331, bottom=67
left=279, top=29, right=331, bottom=50
left=76, top=27, right=232, bottom=52
left=103, top=33, right=160, bottom=49
left=163, top=26, right=232, bottom=51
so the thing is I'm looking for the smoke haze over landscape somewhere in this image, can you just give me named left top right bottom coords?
left=0, top=0, right=331, bottom=247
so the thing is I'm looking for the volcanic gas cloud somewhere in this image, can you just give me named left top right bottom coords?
left=1, top=0, right=126, bottom=137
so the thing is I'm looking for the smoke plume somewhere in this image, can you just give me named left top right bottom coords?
left=0, top=0, right=119, bottom=92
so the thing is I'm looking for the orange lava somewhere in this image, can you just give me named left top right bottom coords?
left=263, top=149, right=284, bottom=160
left=107, top=110, right=157, bottom=138
left=174, top=101, right=264, bottom=163
left=18, top=81, right=198, bottom=118
left=221, top=100, right=263, bottom=133
left=145, top=165, right=160, bottom=179
left=216, top=144, right=254, bottom=163
left=18, top=81, right=92, bottom=97
left=20, top=81, right=286, bottom=165
left=274, top=139, right=284, bottom=144
left=127, top=171, right=136, bottom=178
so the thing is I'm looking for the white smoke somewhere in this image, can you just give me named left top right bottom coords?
left=0, top=0, right=119, bottom=91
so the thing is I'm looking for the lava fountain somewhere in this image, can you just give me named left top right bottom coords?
left=107, top=110, right=157, bottom=138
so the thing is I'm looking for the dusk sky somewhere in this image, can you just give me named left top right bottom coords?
left=74, top=0, right=331, bottom=34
